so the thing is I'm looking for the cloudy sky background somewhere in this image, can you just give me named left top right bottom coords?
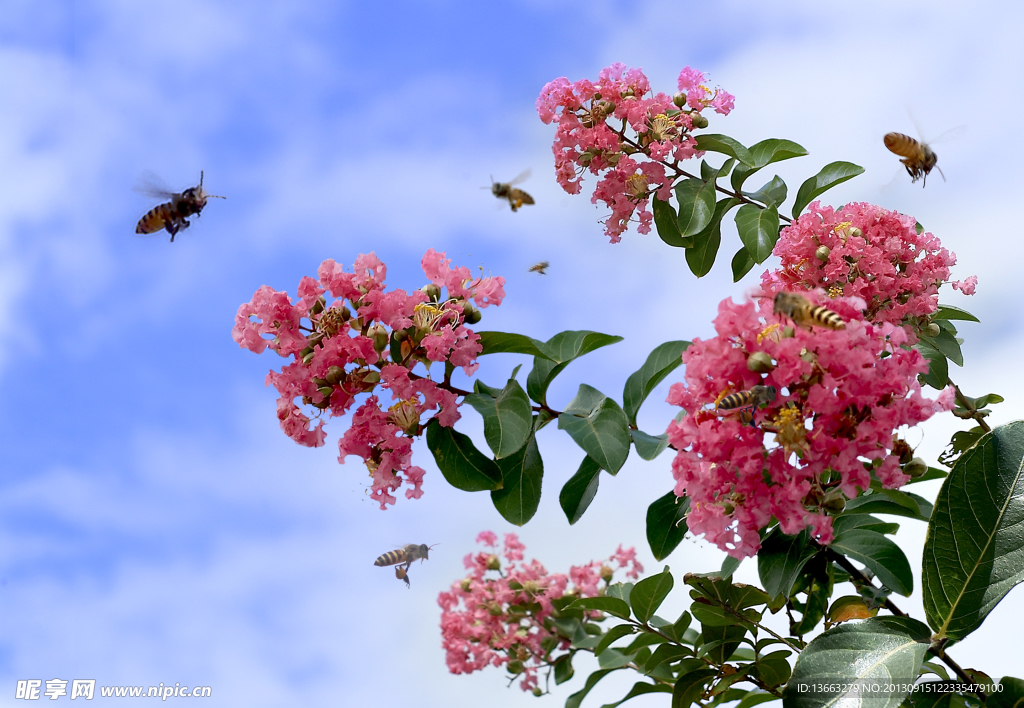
left=2, top=1, right=1023, bottom=705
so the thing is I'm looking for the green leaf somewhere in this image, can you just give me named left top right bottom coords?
left=424, top=419, right=502, bottom=491
left=475, top=331, right=555, bottom=360
left=731, top=247, right=755, bottom=282
left=568, top=596, right=633, bottom=620
left=831, top=529, right=913, bottom=596
left=939, top=426, right=986, bottom=467
left=694, top=133, right=755, bottom=167
left=915, top=341, right=949, bottom=390
left=673, top=668, right=717, bottom=708
left=784, top=616, right=931, bottom=708
left=645, top=644, right=693, bottom=671
left=844, top=488, right=930, bottom=521
left=831, top=513, right=900, bottom=536
left=735, top=203, right=780, bottom=264
left=601, top=682, right=674, bottom=708
left=526, top=330, right=623, bottom=405
left=675, top=178, right=717, bottom=238
left=653, top=196, right=692, bottom=248
left=754, top=651, right=792, bottom=688
left=731, top=138, right=808, bottom=191
left=744, top=175, right=788, bottom=207
left=989, top=678, right=1024, bottom=708
left=558, top=384, right=631, bottom=474
left=606, top=582, right=633, bottom=604
left=933, top=304, right=980, bottom=323
left=553, top=653, right=575, bottom=684
left=594, top=624, right=636, bottom=655
left=559, top=456, right=601, bottom=525
left=700, top=624, right=746, bottom=664
left=463, top=378, right=533, bottom=459
left=647, top=492, right=689, bottom=561
left=923, top=421, right=1024, bottom=641
left=791, top=161, right=865, bottom=218
left=685, top=197, right=738, bottom=278
left=758, top=528, right=818, bottom=600
left=631, top=430, right=669, bottom=461
left=623, top=340, right=690, bottom=426
left=735, top=691, right=780, bottom=708
left=566, top=669, right=617, bottom=708
left=630, top=570, right=674, bottom=623
left=490, top=434, right=543, bottom=526
left=922, top=329, right=964, bottom=367
left=719, top=555, right=742, bottom=579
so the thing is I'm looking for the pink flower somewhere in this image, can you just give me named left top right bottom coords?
left=952, top=275, right=978, bottom=295
left=439, top=534, right=641, bottom=691
left=234, top=250, right=504, bottom=509
left=537, top=64, right=731, bottom=242
left=760, top=202, right=958, bottom=327
left=665, top=294, right=952, bottom=558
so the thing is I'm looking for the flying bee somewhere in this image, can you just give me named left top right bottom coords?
left=135, top=171, right=225, bottom=242
left=395, top=565, right=410, bottom=589
left=490, top=170, right=535, bottom=212
left=883, top=132, right=945, bottom=187
left=528, top=261, right=549, bottom=275
left=374, top=543, right=437, bottom=571
left=773, top=292, right=846, bottom=331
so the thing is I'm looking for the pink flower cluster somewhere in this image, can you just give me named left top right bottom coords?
left=537, top=64, right=733, bottom=242
left=438, top=532, right=642, bottom=693
left=666, top=295, right=954, bottom=559
left=233, top=250, right=505, bottom=508
left=760, top=202, right=968, bottom=327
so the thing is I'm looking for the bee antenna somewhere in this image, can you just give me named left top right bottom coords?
left=936, top=165, right=947, bottom=182
left=199, top=170, right=204, bottom=188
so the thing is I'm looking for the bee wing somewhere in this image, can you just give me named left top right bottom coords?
left=133, top=171, right=177, bottom=199
left=925, top=125, right=966, bottom=146
left=506, top=168, right=531, bottom=186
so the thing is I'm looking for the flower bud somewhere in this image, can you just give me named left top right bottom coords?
left=621, top=87, right=635, bottom=98
left=309, top=296, right=326, bottom=316
left=460, top=578, right=472, bottom=592
left=596, top=100, right=616, bottom=115
left=905, top=457, right=928, bottom=478
left=848, top=226, right=863, bottom=239
left=746, top=351, right=775, bottom=373
left=507, top=660, right=524, bottom=675
left=302, top=351, right=315, bottom=365
left=721, top=501, right=735, bottom=515
left=672, top=92, right=687, bottom=107
left=580, top=115, right=594, bottom=128
left=325, top=366, right=344, bottom=386
left=523, top=580, right=542, bottom=595
left=605, top=153, right=621, bottom=166
left=420, top=283, right=441, bottom=302
left=923, top=323, right=941, bottom=338
left=463, top=302, right=482, bottom=325
left=371, top=324, right=390, bottom=352
left=532, top=688, right=544, bottom=697
left=822, top=490, right=847, bottom=514
left=578, top=150, right=594, bottom=167
left=815, top=245, right=831, bottom=262
left=485, top=554, right=501, bottom=571
left=690, top=113, right=709, bottom=129
left=599, top=564, right=614, bottom=582
left=487, top=601, right=503, bottom=616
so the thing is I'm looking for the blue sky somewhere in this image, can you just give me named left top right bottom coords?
left=3, top=1, right=1024, bottom=705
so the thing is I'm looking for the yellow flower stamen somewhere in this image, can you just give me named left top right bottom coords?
left=757, top=323, right=781, bottom=343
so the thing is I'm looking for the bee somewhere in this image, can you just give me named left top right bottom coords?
left=135, top=171, right=225, bottom=242
left=395, top=565, right=410, bottom=589
left=883, top=132, right=945, bottom=187
left=773, top=292, right=846, bottom=331
left=717, top=385, right=777, bottom=412
left=528, top=261, right=549, bottom=275
left=374, top=543, right=437, bottom=577
left=490, top=170, right=535, bottom=212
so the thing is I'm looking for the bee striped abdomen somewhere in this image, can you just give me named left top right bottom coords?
left=808, top=305, right=846, bottom=330
left=883, top=132, right=919, bottom=158
left=135, top=204, right=172, bottom=234
left=374, top=549, right=408, bottom=567
left=718, top=391, right=754, bottom=410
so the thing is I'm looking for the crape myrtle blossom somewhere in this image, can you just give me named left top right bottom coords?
left=665, top=295, right=954, bottom=559
left=537, top=64, right=733, bottom=242
left=439, top=533, right=642, bottom=693
left=233, top=249, right=505, bottom=509
left=760, top=202, right=961, bottom=328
